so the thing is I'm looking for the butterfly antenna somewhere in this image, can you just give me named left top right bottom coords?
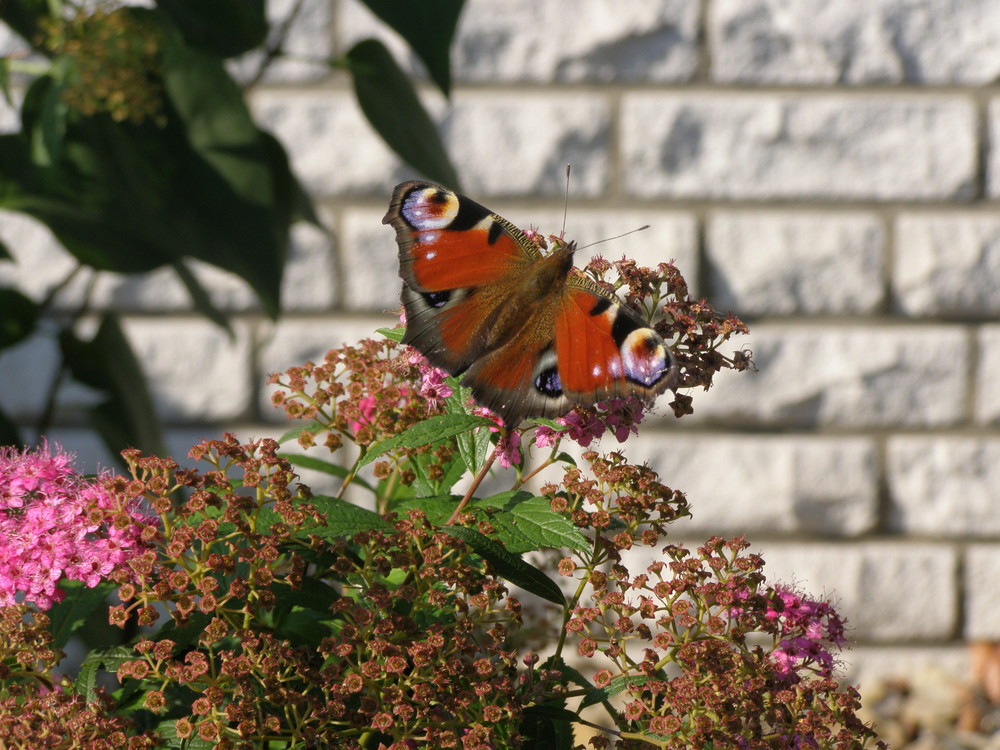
left=561, top=164, right=571, bottom=236
left=578, top=224, right=650, bottom=252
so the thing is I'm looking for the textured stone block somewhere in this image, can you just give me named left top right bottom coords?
left=711, top=0, right=1000, bottom=84
left=624, top=434, right=879, bottom=536
left=888, top=437, right=1000, bottom=536
left=751, top=542, right=958, bottom=642
left=339, top=0, right=699, bottom=83
left=707, top=211, right=885, bottom=315
left=443, top=93, right=611, bottom=197
left=120, top=318, right=254, bottom=422
left=895, top=214, right=1000, bottom=316
left=977, top=326, right=1000, bottom=425
left=966, top=545, right=1000, bottom=639
left=252, top=90, right=401, bottom=197
left=622, top=94, right=976, bottom=200
left=689, top=325, right=968, bottom=428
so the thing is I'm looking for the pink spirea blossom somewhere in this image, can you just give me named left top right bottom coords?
left=0, top=442, right=155, bottom=610
left=534, top=396, right=648, bottom=449
left=766, top=586, right=847, bottom=679
left=410, top=354, right=453, bottom=411
left=470, top=407, right=522, bottom=468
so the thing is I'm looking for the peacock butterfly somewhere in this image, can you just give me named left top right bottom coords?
left=383, top=181, right=678, bottom=427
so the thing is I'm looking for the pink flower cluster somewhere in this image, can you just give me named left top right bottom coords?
left=0, top=443, right=155, bottom=609
left=766, top=586, right=847, bottom=679
left=534, top=396, right=648, bottom=449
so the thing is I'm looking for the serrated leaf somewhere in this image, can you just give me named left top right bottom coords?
left=359, top=413, right=495, bottom=466
left=442, top=525, right=565, bottom=605
left=308, top=494, right=392, bottom=538
left=391, top=494, right=462, bottom=525
left=75, top=646, right=135, bottom=702
left=455, top=414, right=492, bottom=475
left=0, top=288, right=39, bottom=349
left=47, top=580, right=115, bottom=649
left=483, top=493, right=590, bottom=554
left=520, top=702, right=577, bottom=750
left=347, top=39, right=460, bottom=189
left=580, top=674, right=652, bottom=709
left=357, top=0, right=464, bottom=96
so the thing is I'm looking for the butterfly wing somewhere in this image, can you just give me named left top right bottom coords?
left=383, top=181, right=541, bottom=374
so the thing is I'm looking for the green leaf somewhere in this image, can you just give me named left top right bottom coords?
left=60, top=314, right=166, bottom=462
left=347, top=39, right=461, bottom=189
left=520, top=702, right=577, bottom=750
left=74, top=646, right=135, bottom=702
left=155, top=0, right=267, bottom=57
left=359, top=413, right=495, bottom=466
left=47, top=580, right=115, bottom=649
left=0, top=236, right=12, bottom=260
left=308, top=494, right=393, bottom=538
left=169, top=259, right=233, bottom=335
left=277, top=422, right=327, bottom=445
left=376, top=326, right=405, bottom=342
left=279, top=452, right=376, bottom=493
left=0, top=288, right=38, bottom=349
left=580, top=674, right=652, bottom=709
left=0, top=405, right=20, bottom=446
left=153, top=719, right=216, bottom=749
left=442, top=525, right=565, bottom=605
left=357, top=0, right=464, bottom=96
left=474, top=492, right=589, bottom=555
left=455, top=412, right=492, bottom=475
left=390, top=494, right=462, bottom=524
left=0, top=0, right=50, bottom=55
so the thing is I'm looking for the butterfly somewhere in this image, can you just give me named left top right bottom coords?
left=383, top=181, right=678, bottom=427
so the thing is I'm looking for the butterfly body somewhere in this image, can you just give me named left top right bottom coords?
left=383, top=181, right=677, bottom=426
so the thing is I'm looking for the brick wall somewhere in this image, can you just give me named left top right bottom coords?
left=3, top=0, right=999, bottom=687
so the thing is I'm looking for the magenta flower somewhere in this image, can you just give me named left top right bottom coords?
left=413, top=358, right=453, bottom=411
left=0, top=442, right=155, bottom=610
left=766, top=586, right=846, bottom=679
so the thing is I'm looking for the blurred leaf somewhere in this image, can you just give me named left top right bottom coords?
left=0, top=0, right=51, bottom=53
left=155, top=0, right=266, bottom=57
left=0, top=56, right=11, bottom=107
left=442, top=525, right=565, bottom=605
left=0, top=405, right=20, bottom=446
left=360, top=413, right=495, bottom=466
left=47, top=580, right=115, bottom=649
left=170, top=259, right=233, bottom=336
left=279, top=452, right=377, bottom=494
left=348, top=39, right=460, bottom=190
left=0, top=236, right=11, bottom=260
left=60, top=314, right=166, bottom=461
left=0, top=287, right=39, bottom=349
left=390, top=494, right=462, bottom=524
left=357, top=0, right=464, bottom=96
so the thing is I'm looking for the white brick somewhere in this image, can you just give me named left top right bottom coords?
left=444, top=93, right=611, bottom=197
left=121, top=318, right=254, bottom=422
left=844, top=647, right=970, bottom=688
left=622, top=94, right=976, bottom=200
left=252, top=90, right=401, bottom=197
left=229, top=0, right=331, bottom=84
left=339, top=0, right=699, bottom=83
left=707, top=211, right=885, bottom=315
left=888, top=437, right=1000, bottom=536
left=0, top=211, right=83, bottom=303
left=750, top=542, right=958, bottom=642
left=690, top=325, right=968, bottom=428
left=258, top=316, right=397, bottom=422
left=895, top=213, right=1000, bottom=316
left=977, top=326, right=1000, bottom=424
left=343, top=204, right=699, bottom=313
left=623, top=434, right=878, bottom=536
left=985, top=99, right=1000, bottom=198
left=711, top=0, right=1000, bottom=84
left=966, top=545, right=1000, bottom=640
